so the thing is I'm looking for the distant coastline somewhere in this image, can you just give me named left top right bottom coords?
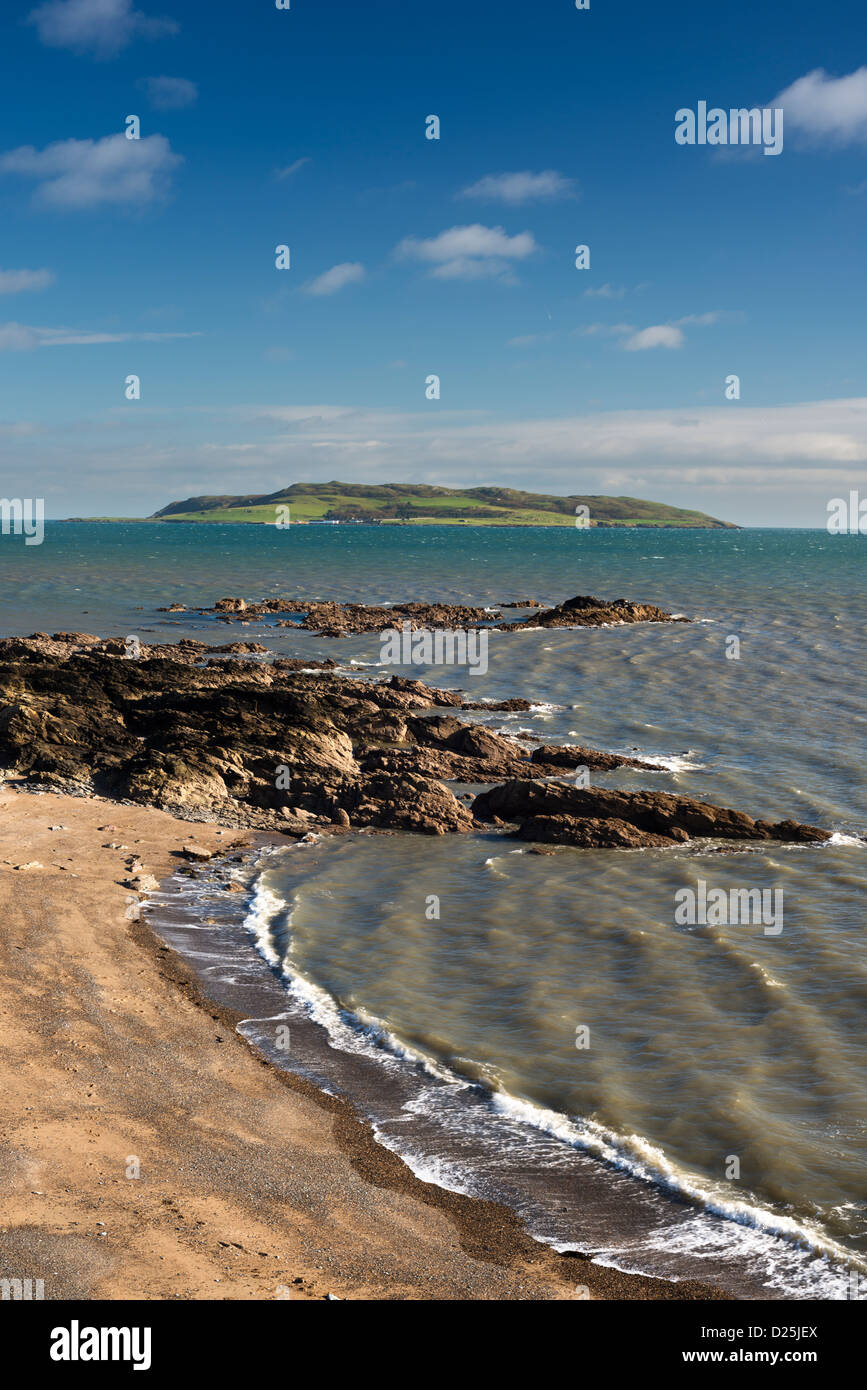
left=64, top=516, right=735, bottom=529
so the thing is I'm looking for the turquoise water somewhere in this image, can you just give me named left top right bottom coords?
left=4, top=522, right=866, bottom=1296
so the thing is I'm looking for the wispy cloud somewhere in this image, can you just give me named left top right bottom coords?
left=576, top=322, right=635, bottom=338
left=0, top=132, right=182, bottom=208
left=0, top=323, right=200, bottom=350
left=507, top=332, right=556, bottom=347
left=0, top=268, right=55, bottom=293
left=27, top=0, right=178, bottom=60
left=395, top=224, right=537, bottom=283
left=241, top=397, right=867, bottom=476
left=584, top=283, right=627, bottom=300
left=457, top=170, right=576, bottom=204
left=141, top=75, right=197, bottom=109
left=771, top=67, right=867, bottom=145
left=623, top=324, right=684, bottom=351
left=304, top=262, right=366, bottom=296
left=274, top=157, right=311, bottom=181
left=578, top=312, right=726, bottom=351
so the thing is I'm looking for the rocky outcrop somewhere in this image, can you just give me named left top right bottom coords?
left=515, top=815, right=673, bottom=849
left=196, top=597, right=503, bottom=637
left=529, top=744, right=652, bottom=772
left=502, top=594, right=686, bottom=630
left=0, top=635, right=649, bottom=835
left=186, top=592, right=685, bottom=635
left=0, top=631, right=335, bottom=669
left=472, top=780, right=831, bottom=848
left=0, top=633, right=832, bottom=849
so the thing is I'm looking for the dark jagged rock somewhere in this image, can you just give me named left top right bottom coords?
left=472, top=780, right=831, bottom=848
left=503, top=594, right=687, bottom=630
left=530, top=744, right=655, bottom=771
left=383, top=676, right=463, bottom=707
left=191, top=591, right=684, bottom=635
left=0, top=634, right=829, bottom=847
left=461, top=698, right=533, bottom=712
left=515, top=815, right=673, bottom=849
left=0, top=635, right=630, bottom=834
left=202, top=597, right=502, bottom=637
left=358, top=742, right=659, bottom=785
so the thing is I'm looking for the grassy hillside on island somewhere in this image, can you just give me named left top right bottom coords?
left=147, top=483, right=736, bottom=528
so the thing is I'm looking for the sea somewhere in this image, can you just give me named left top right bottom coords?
left=3, top=521, right=865, bottom=1299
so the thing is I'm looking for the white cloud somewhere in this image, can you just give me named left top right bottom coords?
left=0, top=133, right=182, bottom=208
left=0, top=322, right=200, bottom=349
left=142, top=75, right=197, bottom=109
left=772, top=67, right=867, bottom=144
left=457, top=170, right=576, bottom=204
left=584, top=283, right=627, bottom=299
left=395, top=224, right=537, bottom=282
left=305, top=262, right=366, bottom=296
left=623, top=325, right=684, bottom=351
left=0, top=268, right=55, bottom=293
left=27, top=0, right=177, bottom=59
left=429, top=256, right=518, bottom=281
left=275, top=157, right=310, bottom=181
left=581, top=312, right=724, bottom=351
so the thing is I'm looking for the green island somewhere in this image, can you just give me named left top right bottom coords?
left=102, top=482, right=735, bottom=528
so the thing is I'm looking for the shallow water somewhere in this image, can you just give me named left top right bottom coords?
left=5, top=522, right=866, bottom=1296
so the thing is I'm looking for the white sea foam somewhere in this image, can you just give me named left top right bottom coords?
left=239, top=867, right=860, bottom=1298
left=242, top=878, right=453, bottom=1082
left=488, top=1091, right=863, bottom=1286
left=369, top=1123, right=474, bottom=1197
left=642, top=751, right=707, bottom=773
left=560, top=738, right=704, bottom=773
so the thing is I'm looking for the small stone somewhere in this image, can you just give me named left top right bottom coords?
left=182, top=844, right=213, bottom=861
left=127, top=873, right=159, bottom=892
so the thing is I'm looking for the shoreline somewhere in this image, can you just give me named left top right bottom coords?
left=0, top=787, right=725, bottom=1300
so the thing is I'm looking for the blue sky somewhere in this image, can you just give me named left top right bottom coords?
left=0, top=0, right=865, bottom=524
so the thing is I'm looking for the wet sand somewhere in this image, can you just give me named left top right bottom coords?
left=0, top=787, right=723, bottom=1301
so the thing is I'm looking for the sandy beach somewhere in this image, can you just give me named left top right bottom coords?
left=0, top=786, right=725, bottom=1301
